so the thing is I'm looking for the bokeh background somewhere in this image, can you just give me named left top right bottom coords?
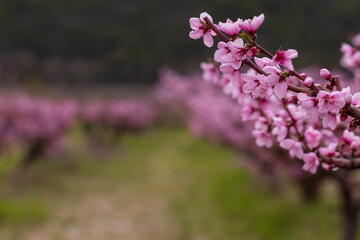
left=0, top=0, right=360, bottom=240
left=0, top=0, right=359, bottom=87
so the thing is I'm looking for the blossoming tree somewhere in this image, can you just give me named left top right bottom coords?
left=189, top=12, right=360, bottom=240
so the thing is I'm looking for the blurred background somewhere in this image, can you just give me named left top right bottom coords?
left=0, top=0, right=359, bottom=88
left=0, top=0, right=359, bottom=239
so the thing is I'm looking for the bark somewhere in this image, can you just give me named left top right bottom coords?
left=20, top=140, right=46, bottom=168
left=334, top=171, right=360, bottom=240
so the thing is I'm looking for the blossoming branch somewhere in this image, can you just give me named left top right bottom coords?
left=189, top=12, right=360, bottom=173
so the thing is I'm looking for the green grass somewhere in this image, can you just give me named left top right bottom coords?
left=0, top=127, right=351, bottom=239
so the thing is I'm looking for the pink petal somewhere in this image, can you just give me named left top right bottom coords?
left=242, top=73, right=257, bottom=83
left=274, top=81, right=288, bottom=99
left=297, top=93, right=310, bottom=101
left=233, top=38, right=244, bottom=47
left=255, top=57, right=271, bottom=69
left=284, top=49, right=298, bottom=59
left=203, top=32, right=214, bottom=47
left=328, top=115, right=338, bottom=130
left=214, top=48, right=229, bottom=62
left=253, top=14, right=264, bottom=29
left=189, top=18, right=202, bottom=29
left=200, top=12, right=212, bottom=22
left=232, top=61, right=242, bottom=70
left=281, top=60, right=294, bottom=71
left=280, top=139, right=294, bottom=149
left=352, top=92, right=360, bottom=106
left=231, top=71, right=243, bottom=87
left=322, top=114, right=331, bottom=128
left=264, top=73, right=279, bottom=86
left=221, top=53, right=234, bottom=63
left=263, top=66, right=279, bottom=75
left=242, top=82, right=258, bottom=93
left=219, top=63, right=234, bottom=74
left=189, top=29, right=203, bottom=39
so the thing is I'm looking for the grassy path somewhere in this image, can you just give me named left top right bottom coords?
left=0, top=127, right=348, bottom=240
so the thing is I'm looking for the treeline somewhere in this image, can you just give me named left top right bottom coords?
left=0, top=0, right=359, bottom=85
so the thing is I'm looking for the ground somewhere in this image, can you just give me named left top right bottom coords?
left=0, top=127, right=350, bottom=240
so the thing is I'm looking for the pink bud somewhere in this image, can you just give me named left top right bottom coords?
left=349, top=120, right=359, bottom=131
left=288, top=96, right=298, bottom=104
left=340, top=113, right=348, bottom=121
left=320, top=68, right=331, bottom=80
left=299, top=73, right=308, bottom=79
left=303, top=77, right=314, bottom=87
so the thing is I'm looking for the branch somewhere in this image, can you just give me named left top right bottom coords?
left=204, top=17, right=229, bottom=43
left=203, top=16, right=360, bottom=122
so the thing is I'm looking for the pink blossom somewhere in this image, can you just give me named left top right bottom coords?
left=272, top=117, right=288, bottom=141
left=297, top=93, right=318, bottom=121
left=221, top=38, right=247, bottom=69
left=254, top=57, right=274, bottom=69
left=288, top=104, right=308, bottom=121
left=252, top=129, right=273, bottom=148
left=241, top=96, right=260, bottom=121
left=352, top=34, right=360, bottom=47
left=319, top=143, right=338, bottom=158
left=262, top=66, right=288, bottom=99
left=242, top=73, right=260, bottom=94
left=302, top=153, right=319, bottom=174
left=322, top=163, right=338, bottom=171
left=218, top=19, right=241, bottom=37
left=340, top=43, right=360, bottom=69
left=252, top=117, right=273, bottom=147
left=189, top=12, right=217, bottom=47
left=254, top=117, right=269, bottom=132
left=317, top=91, right=345, bottom=114
left=220, top=63, right=243, bottom=91
left=200, top=62, right=220, bottom=83
left=214, top=41, right=230, bottom=62
left=222, top=75, right=240, bottom=98
left=238, top=14, right=265, bottom=36
left=342, top=130, right=360, bottom=150
left=253, top=81, right=273, bottom=99
left=246, top=47, right=260, bottom=58
left=304, top=126, right=321, bottom=148
left=321, top=129, right=338, bottom=146
left=317, top=90, right=345, bottom=114
left=321, top=113, right=338, bottom=130
left=273, top=49, right=298, bottom=70
left=280, top=138, right=304, bottom=159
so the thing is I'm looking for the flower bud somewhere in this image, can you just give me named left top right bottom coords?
left=303, top=77, right=314, bottom=87
left=349, top=119, right=359, bottom=131
left=299, top=73, right=308, bottom=79
left=340, top=113, right=348, bottom=121
left=320, top=68, right=332, bottom=80
left=287, top=96, right=298, bottom=104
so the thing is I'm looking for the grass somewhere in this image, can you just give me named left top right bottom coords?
left=0, top=126, right=352, bottom=239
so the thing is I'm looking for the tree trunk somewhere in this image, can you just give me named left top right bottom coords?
left=341, top=183, right=359, bottom=240
left=335, top=171, right=360, bottom=240
left=298, top=177, right=320, bottom=202
left=297, top=170, right=329, bottom=203
left=20, top=140, right=46, bottom=169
